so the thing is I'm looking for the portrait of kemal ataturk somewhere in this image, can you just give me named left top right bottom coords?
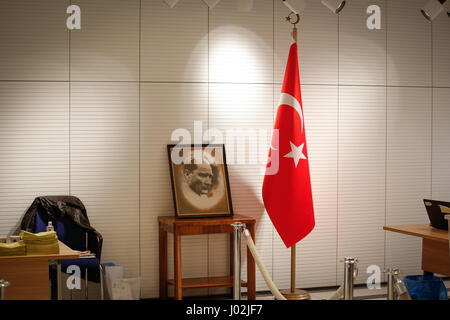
left=167, top=144, right=233, bottom=218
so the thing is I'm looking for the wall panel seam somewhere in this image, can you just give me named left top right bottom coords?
left=430, top=19, right=433, bottom=199
left=383, top=0, right=387, bottom=277
left=0, top=79, right=449, bottom=89
left=336, top=12, right=340, bottom=287
left=139, top=0, right=142, bottom=279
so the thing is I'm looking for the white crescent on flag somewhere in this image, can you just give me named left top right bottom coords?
left=278, top=93, right=304, bottom=134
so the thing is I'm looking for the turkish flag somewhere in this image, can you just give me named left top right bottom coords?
left=262, top=43, right=315, bottom=248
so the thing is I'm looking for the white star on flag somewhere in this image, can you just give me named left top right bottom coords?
left=284, top=141, right=307, bottom=167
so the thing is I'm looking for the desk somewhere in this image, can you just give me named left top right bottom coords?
left=0, top=241, right=79, bottom=300
left=384, top=225, right=450, bottom=276
left=158, top=215, right=256, bottom=300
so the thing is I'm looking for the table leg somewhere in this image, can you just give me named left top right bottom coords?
left=247, top=223, right=256, bottom=300
left=229, top=233, right=234, bottom=298
left=57, top=261, right=62, bottom=300
left=229, top=233, right=234, bottom=276
left=174, top=231, right=182, bottom=300
left=159, top=224, right=168, bottom=299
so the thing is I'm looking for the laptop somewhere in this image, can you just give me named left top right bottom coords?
left=423, top=199, right=450, bottom=231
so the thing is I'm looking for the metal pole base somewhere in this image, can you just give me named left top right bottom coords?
left=230, top=222, right=245, bottom=300
left=279, top=289, right=311, bottom=300
left=0, top=280, right=11, bottom=300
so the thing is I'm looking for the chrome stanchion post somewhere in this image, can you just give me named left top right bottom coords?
left=343, top=257, right=357, bottom=300
left=0, top=279, right=10, bottom=300
left=386, top=267, right=399, bottom=300
left=394, top=278, right=411, bottom=300
left=231, top=222, right=245, bottom=300
left=386, top=267, right=411, bottom=300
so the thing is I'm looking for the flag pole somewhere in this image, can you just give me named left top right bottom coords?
left=279, top=13, right=311, bottom=301
left=291, top=244, right=296, bottom=293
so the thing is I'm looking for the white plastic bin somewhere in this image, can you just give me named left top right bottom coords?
left=104, top=265, right=124, bottom=299
left=111, top=278, right=141, bottom=300
left=104, top=265, right=141, bottom=300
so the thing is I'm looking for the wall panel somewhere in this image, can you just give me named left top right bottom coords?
left=70, top=82, right=140, bottom=278
left=337, top=86, right=386, bottom=284
left=298, top=85, right=339, bottom=288
left=432, top=88, right=450, bottom=200
left=0, top=82, right=69, bottom=237
left=141, top=0, right=208, bottom=82
left=71, top=0, right=140, bottom=81
left=387, top=0, right=432, bottom=87
left=274, top=0, right=338, bottom=85
left=0, top=0, right=69, bottom=80
left=209, top=83, right=274, bottom=292
left=432, top=8, right=450, bottom=87
left=140, top=83, right=209, bottom=298
left=339, top=0, right=386, bottom=86
left=210, top=0, right=273, bottom=84
left=385, top=87, right=431, bottom=277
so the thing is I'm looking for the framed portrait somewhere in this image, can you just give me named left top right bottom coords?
left=167, top=144, right=233, bottom=218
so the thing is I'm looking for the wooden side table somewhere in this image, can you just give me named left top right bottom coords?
left=0, top=241, right=79, bottom=300
left=158, top=215, right=256, bottom=300
left=383, top=224, right=450, bottom=276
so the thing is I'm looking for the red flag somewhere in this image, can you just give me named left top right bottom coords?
left=262, top=43, right=315, bottom=248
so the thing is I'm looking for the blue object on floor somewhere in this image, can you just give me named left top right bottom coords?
left=404, top=275, right=448, bottom=300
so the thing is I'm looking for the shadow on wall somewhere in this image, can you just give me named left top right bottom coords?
left=227, top=169, right=266, bottom=229
left=10, top=210, right=26, bottom=237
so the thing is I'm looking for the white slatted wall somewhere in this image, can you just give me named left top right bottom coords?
left=70, top=82, right=140, bottom=278
left=0, top=0, right=69, bottom=81
left=0, top=0, right=449, bottom=299
left=385, top=87, right=431, bottom=278
left=209, top=83, right=274, bottom=293
left=433, top=89, right=450, bottom=200
left=340, top=0, right=386, bottom=86
left=140, top=83, right=209, bottom=297
left=0, top=83, right=70, bottom=236
left=338, top=86, right=387, bottom=284
left=70, top=0, right=140, bottom=81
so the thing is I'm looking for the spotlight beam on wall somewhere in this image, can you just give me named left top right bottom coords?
left=421, top=0, right=447, bottom=21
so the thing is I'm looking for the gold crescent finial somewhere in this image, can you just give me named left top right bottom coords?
left=285, top=12, right=300, bottom=43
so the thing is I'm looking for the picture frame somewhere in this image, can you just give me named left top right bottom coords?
left=167, top=144, right=233, bottom=218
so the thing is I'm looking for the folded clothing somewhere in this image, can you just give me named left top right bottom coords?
left=19, top=230, right=58, bottom=243
left=26, top=242, right=60, bottom=255
left=0, top=241, right=27, bottom=256
left=19, top=230, right=59, bottom=255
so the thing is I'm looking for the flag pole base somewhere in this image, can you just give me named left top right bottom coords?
left=279, top=289, right=311, bottom=300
